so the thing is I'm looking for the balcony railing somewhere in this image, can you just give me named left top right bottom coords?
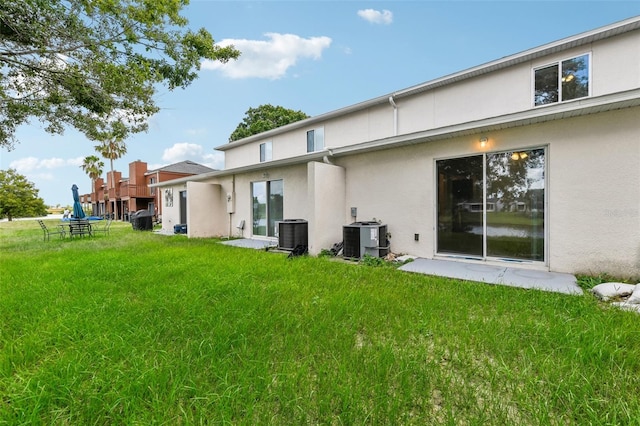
left=119, top=184, right=152, bottom=198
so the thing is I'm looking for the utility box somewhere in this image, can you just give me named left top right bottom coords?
left=343, top=222, right=389, bottom=259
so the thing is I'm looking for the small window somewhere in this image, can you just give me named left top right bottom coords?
left=534, top=54, right=589, bottom=106
left=260, top=141, right=272, bottom=162
left=306, top=127, right=324, bottom=152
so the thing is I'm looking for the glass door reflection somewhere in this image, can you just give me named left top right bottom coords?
left=437, top=156, right=484, bottom=257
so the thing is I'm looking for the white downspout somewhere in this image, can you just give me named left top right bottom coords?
left=389, top=95, right=398, bottom=136
left=323, top=148, right=335, bottom=165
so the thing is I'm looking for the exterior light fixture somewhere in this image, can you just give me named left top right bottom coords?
left=511, top=152, right=529, bottom=160
left=479, top=137, right=488, bottom=148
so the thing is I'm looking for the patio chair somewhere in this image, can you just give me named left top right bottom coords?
left=38, top=219, right=66, bottom=241
left=93, top=219, right=112, bottom=236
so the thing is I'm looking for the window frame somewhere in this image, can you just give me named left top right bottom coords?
left=306, top=127, right=325, bottom=153
left=533, top=53, right=591, bottom=107
left=260, top=141, right=272, bottom=162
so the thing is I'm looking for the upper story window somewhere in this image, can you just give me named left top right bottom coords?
left=260, top=141, right=272, bottom=162
left=306, top=127, right=324, bottom=152
left=534, top=53, right=590, bottom=106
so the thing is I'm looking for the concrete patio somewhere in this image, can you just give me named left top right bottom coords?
left=399, top=258, right=582, bottom=295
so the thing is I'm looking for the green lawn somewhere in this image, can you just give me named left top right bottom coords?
left=1, top=219, right=638, bottom=425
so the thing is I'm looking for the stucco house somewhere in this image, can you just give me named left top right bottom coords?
left=154, top=16, right=640, bottom=278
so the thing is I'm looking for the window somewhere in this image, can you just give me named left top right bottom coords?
left=260, top=141, right=272, bottom=162
left=149, top=177, right=156, bottom=195
left=251, top=179, right=283, bottom=237
left=534, top=54, right=589, bottom=106
left=306, top=127, right=324, bottom=152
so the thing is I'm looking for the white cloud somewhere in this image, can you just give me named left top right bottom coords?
left=9, top=156, right=81, bottom=172
left=9, top=157, right=40, bottom=172
left=202, top=33, right=332, bottom=80
left=158, top=143, right=225, bottom=171
left=202, top=152, right=225, bottom=170
left=68, top=157, right=85, bottom=167
left=357, top=9, right=393, bottom=25
left=161, top=142, right=204, bottom=162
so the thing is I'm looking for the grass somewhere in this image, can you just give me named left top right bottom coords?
left=1, top=219, right=639, bottom=425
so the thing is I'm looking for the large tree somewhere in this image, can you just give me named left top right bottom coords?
left=0, top=168, right=48, bottom=221
left=229, top=104, right=309, bottom=142
left=0, top=0, right=240, bottom=150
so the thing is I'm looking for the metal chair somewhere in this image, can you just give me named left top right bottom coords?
left=37, top=219, right=66, bottom=241
left=92, top=219, right=112, bottom=236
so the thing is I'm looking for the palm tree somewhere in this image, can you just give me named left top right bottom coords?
left=95, top=139, right=127, bottom=219
left=80, top=155, right=104, bottom=216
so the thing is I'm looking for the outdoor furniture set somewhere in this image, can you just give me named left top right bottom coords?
left=38, top=219, right=112, bottom=241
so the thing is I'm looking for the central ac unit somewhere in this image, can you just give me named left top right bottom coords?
left=343, top=222, right=389, bottom=259
left=277, top=219, right=308, bottom=250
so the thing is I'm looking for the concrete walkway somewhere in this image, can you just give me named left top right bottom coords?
left=219, top=238, right=277, bottom=250
left=399, top=258, right=582, bottom=295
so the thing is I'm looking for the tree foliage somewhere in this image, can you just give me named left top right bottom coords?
left=229, top=104, right=309, bottom=142
left=0, top=168, right=48, bottom=221
left=0, top=0, right=240, bottom=149
left=80, top=155, right=104, bottom=184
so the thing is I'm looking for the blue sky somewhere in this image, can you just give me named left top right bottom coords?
left=2, top=1, right=640, bottom=206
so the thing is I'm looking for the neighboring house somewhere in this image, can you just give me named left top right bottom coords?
left=154, top=16, right=640, bottom=277
left=82, top=160, right=215, bottom=220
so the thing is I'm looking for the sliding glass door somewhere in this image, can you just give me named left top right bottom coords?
left=251, top=180, right=283, bottom=237
left=437, top=148, right=545, bottom=262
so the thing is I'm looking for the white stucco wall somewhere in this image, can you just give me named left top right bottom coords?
left=544, top=108, right=640, bottom=276
left=307, top=161, right=346, bottom=254
left=186, top=181, right=227, bottom=238
left=156, top=183, right=188, bottom=234
left=319, top=106, right=638, bottom=276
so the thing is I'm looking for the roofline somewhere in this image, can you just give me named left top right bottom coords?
left=153, top=88, right=640, bottom=188
left=215, top=14, right=640, bottom=152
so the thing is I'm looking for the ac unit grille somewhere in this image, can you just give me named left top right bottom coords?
left=278, top=220, right=308, bottom=250
left=343, top=226, right=361, bottom=259
left=343, top=222, right=389, bottom=260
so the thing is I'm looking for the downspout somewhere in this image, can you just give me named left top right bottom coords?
left=323, top=148, right=335, bottom=165
left=229, top=174, right=235, bottom=238
left=389, top=95, right=398, bottom=136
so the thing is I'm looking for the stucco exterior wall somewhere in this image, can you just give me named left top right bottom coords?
left=307, top=162, right=346, bottom=254
left=186, top=182, right=226, bottom=238
left=159, top=184, right=183, bottom=234
left=545, top=108, right=640, bottom=276
left=331, top=108, right=639, bottom=276
left=226, top=164, right=309, bottom=240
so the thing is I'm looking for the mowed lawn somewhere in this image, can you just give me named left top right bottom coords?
left=1, top=219, right=638, bottom=425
